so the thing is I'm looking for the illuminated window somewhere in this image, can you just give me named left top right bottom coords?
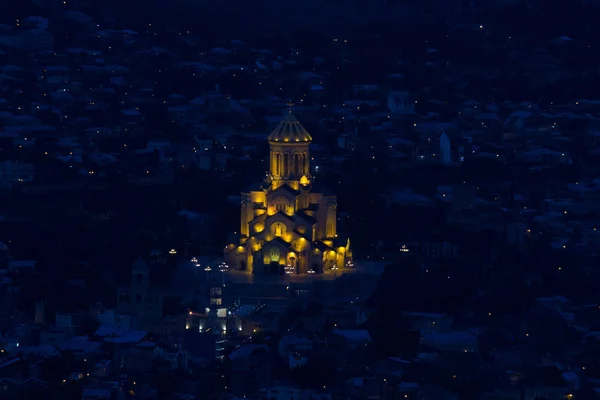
left=273, top=197, right=290, bottom=214
left=254, top=222, right=265, bottom=233
left=283, top=153, right=289, bottom=175
left=270, top=221, right=287, bottom=237
left=273, top=153, right=282, bottom=176
left=269, top=247, right=281, bottom=262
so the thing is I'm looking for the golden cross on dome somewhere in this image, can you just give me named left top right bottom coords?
left=287, top=101, right=294, bottom=113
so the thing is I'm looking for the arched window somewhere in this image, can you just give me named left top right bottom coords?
left=271, top=222, right=286, bottom=236
left=269, top=247, right=281, bottom=262
left=273, top=197, right=289, bottom=214
left=283, top=153, right=289, bottom=176
left=294, top=153, right=301, bottom=175
left=303, top=152, right=309, bottom=175
left=302, top=154, right=306, bottom=175
left=292, top=153, right=297, bottom=175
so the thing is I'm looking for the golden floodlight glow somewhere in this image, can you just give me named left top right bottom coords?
left=224, top=108, right=352, bottom=274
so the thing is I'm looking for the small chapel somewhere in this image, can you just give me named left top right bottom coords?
left=224, top=108, right=352, bottom=275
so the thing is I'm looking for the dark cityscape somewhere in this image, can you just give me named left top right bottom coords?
left=0, top=0, right=600, bottom=399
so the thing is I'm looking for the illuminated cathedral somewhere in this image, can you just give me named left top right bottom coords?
left=224, top=109, right=352, bottom=275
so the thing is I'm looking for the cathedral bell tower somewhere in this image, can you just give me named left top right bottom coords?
left=268, top=103, right=312, bottom=191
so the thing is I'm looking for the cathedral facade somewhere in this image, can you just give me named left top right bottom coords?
left=224, top=111, right=351, bottom=275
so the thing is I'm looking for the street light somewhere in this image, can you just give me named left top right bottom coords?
left=218, top=262, right=228, bottom=286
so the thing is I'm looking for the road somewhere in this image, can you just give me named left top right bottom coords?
left=223, top=270, right=341, bottom=284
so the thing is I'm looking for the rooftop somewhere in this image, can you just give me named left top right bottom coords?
left=267, top=112, right=312, bottom=143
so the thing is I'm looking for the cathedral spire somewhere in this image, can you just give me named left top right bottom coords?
left=267, top=112, right=312, bottom=143
left=267, top=110, right=312, bottom=188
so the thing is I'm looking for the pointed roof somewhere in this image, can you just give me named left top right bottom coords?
left=268, top=112, right=312, bottom=143
left=268, top=236, right=292, bottom=248
left=264, top=210, right=296, bottom=224
left=269, top=183, right=300, bottom=197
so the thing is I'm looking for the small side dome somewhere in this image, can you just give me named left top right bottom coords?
left=268, top=112, right=312, bottom=143
left=300, top=175, right=310, bottom=186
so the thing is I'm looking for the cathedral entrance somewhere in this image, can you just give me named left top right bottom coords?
left=261, top=246, right=286, bottom=275
left=323, top=250, right=336, bottom=270
left=266, top=261, right=282, bottom=275
left=287, top=252, right=298, bottom=274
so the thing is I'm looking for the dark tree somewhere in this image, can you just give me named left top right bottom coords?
left=366, top=311, right=420, bottom=358
left=289, top=352, right=337, bottom=389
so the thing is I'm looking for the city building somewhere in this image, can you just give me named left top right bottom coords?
left=116, top=257, right=164, bottom=330
left=225, top=108, right=351, bottom=275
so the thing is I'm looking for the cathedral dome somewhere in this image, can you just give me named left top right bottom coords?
left=268, top=112, right=313, bottom=143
